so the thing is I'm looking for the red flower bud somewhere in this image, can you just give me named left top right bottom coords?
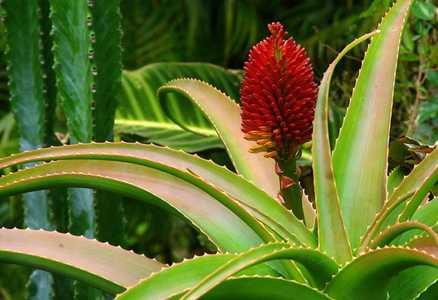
left=240, top=22, right=317, bottom=160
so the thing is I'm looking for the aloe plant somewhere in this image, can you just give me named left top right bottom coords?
left=1, top=0, right=438, bottom=299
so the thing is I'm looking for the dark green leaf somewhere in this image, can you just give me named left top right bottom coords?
left=117, top=63, right=240, bottom=152
left=412, top=0, right=436, bottom=20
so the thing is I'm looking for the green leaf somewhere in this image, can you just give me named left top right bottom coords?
left=158, top=79, right=279, bottom=199
left=116, top=254, right=234, bottom=300
left=180, top=243, right=338, bottom=299
left=117, top=243, right=337, bottom=300
left=388, top=166, right=405, bottom=197
left=360, top=146, right=438, bottom=250
left=412, top=198, right=438, bottom=226
left=0, top=160, right=265, bottom=252
left=197, top=276, right=333, bottom=300
left=412, top=0, right=436, bottom=20
left=427, top=70, right=438, bottom=87
left=117, top=63, right=240, bottom=152
left=369, top=221, right=438, bottom=249
left=390, top=198, right=438, bottom=246
left=313, top=32, right=377, bottom=263
left=0, top=143, right=316, bottom=247
left=0, top=228, right=163, bottom=294
left=388, top=266, right=438, bottom=300
left=0, top=143, right=315, bottom=247
left=393, top=147, right=438, bottom=220
left=0, top=159, right=294, bottom=277
left=332, top=0, right=413, bottom=249
left=326, top=247, right=438, bottom=300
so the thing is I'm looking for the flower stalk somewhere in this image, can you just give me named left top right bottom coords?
left=240, top=22, right=317, bottom=217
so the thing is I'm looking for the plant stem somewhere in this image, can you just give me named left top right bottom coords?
left=277, top=158, right=304, bottom=220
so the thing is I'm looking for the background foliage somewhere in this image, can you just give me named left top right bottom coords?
left=0, top=0, right=436, bottom=299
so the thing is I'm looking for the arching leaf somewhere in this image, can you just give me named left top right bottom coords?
left=0, top=228, right=163, bottom=294
left=326, top=247, right=438, bottom=300
left=0, top=143, right=314, bottom=247
left=179, top=276, right=333, bottom=300
left=117, top=63, right=240, bottom=152
left=180, top=243, right=337, bottom=299
left=117, top=243, right=337, bottom=300
left=158, top=79, right=279, bottom=199
left=0, top=159, right=296, bottom=277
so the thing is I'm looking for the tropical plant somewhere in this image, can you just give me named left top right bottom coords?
left=1, top=0, right=438, bottom=299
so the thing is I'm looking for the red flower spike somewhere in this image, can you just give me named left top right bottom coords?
left=240, top=22, right=317, bottom=160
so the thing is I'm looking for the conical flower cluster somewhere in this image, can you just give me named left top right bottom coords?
left=241, top=22, right=317, bottom=160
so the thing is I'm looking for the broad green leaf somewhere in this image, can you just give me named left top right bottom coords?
left=0, top=228, right=162, bottom=294
left=332, top=0, right=413, bottom=249
left=116, top=254, right=234, bottom=300
left=388, top=266, right=438, bottom=300
left=3, top=0, right=54, bottom=297
left=313, top=32, right=377, bottom=263
left=197, top=277, right=333, bottom=300
left=91, top=0, right=125, bottom=249
left=360, top=147, right=438, bottom=250
left=158, top=79, right=279, bottom=199
left=117, top=63, right=240, bottom=152
left=0, top=159, right=293, bottom=277
left=326, top=247, right=438, bottom=300
left=0, top=143, right=315, bottom=247
left=181, top=243, right=338, bottom=299
left=412, top=198, right=438, bottom=227
left=419, top=282, right=438, bottom=300
left=117, top=243, right=337, bottom=300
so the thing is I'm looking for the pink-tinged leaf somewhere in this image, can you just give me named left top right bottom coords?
left=0, top=159, right=297, bottom=277
left=0, top=143, right=314, bottom=247
left=158, top=79, right=279, bottom=199
left=0, top=228, right=162, bottom=294
left=369, top=221, right=438, bottom=249
left=332, top=0, right=413, bottom=249
left=313, top=32, right=377, bottom=263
